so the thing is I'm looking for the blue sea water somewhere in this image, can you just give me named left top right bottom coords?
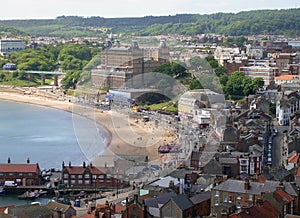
left=0, top=100, right=108, bottom=169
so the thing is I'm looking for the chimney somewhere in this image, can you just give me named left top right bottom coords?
left=276, top=181, right=284, bottom=191
left=244, top=179, right=250, bottom=190
left=69, top=161, right=71, bottom=167
left=7, top=157, right=11, bottom=164
left=83, top=161, right=86, bottom=168
left=90, top=162, right=93, bottom=168
left=62, top=161, right=65, bottom=168
left=27, top=158, right=30, bottom=164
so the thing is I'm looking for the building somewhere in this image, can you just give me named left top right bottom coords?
left=190, top=191, right=211, bottom=217
left=122, top=195, right=150, bottom=218
left=229, top=200, right=280, bottom=218
left=211, top=179, right=299, bottom=217
left=91, top=40, right=169, bottom=88
left=0, top=158, right=41, bottom=186
left=160, top=194, right=194, bottom=218
left=239, top=65, right=278, bottom=86
left=46, top=201, right=76, bottom=218
left=275, top=75, right=300, bottom=86
left=276, top=91, right=300, bottom=126
left=61, top=161, right=128, bottom=188
left=0, top=39, right=25, bottom=55
left=178, top=89, right=225, bottom=118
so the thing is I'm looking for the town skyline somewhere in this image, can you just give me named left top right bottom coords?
left=0, top=0, right=298, bottom=20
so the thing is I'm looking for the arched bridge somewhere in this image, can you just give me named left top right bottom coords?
left=25, top=71, right=66, bottom=86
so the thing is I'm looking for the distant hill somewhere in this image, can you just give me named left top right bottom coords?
left=0, top=8, right=299, bottom=37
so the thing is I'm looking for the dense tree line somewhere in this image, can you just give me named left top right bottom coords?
left=0, top=8, right=299, bottom=37
left=7, top=44, right=100, bottom=89
left=154, top=57, right=264, bottom=99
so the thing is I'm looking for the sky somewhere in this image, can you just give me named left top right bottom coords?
left=1, top=0, right=299, bottom=20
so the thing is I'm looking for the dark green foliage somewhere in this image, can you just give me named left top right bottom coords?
left=0, top=8, right=299, bottom=37
left=189, top=80, right=203, bottom=90
left=224, top=72, right=264, bottom=99
left=153, top=62, right=188, bottom=79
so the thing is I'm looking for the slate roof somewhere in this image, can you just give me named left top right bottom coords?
left=214, top=179, right=298, bottom=196
left=203, top=159, right=223, bottom=175
left=7, top=205, right=52, bottom=218
left=190, top=191, right=211, bottom=204
left=149, top=176, right=179, bottom=188
left=271, top=168, right=291, bottom=181
left=219, top=157, right=238, bottom=164
left=144, top=192, right=177, bottom=208
left=170, top=194, right=193, bottom=211
left=47, top=201, right=74, bottom=213
left=168, top=169, right=193, bottom=179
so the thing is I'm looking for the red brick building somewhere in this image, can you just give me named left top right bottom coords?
left=0, top=158, right=41, bottom=186
left=61, top=162, right=129, bottom=188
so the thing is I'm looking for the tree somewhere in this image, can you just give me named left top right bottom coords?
left=189, top=80, right=203, bottom=90
left=153, top=62, right=188, bottom=79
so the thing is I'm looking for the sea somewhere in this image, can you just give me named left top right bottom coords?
left=0, top=100, right=109, bottom=206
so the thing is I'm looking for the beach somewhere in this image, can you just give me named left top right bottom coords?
left=0, top=87, right=177, bottom=167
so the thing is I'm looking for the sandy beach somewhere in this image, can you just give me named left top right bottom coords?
left=0, top=87, right=177, bottom=167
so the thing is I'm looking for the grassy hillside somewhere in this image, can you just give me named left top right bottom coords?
left=0, top=8, right=299, bottom=37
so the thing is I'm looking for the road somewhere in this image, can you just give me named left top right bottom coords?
left=272, top=123, right=289, bottom=168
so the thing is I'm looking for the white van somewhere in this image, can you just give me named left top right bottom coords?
left=4, top=181, right=17, bottom=187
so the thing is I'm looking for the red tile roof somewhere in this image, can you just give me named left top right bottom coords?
left=273, top=189, right=294, bottom=205
left=65, top=166, right=104, bottom=175
left=229, top=200, right=280, bottom=218
left=296, top=167, right=300, bottom=177
left=288, top=153, right=299, bottom=164
left=0, top=163, right=39, bottom=173
left=275, top=75, right=296, bottom=80
left=115, top=204, right=126, bottom=213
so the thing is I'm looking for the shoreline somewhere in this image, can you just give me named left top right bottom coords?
left=0, top=88, right=177, bottom=167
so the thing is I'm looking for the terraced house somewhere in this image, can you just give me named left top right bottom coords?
left=0, top=158, right=41, bottom=186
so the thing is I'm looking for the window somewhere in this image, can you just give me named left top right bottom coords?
left=18, top=173, right=23, bottom=176
left=78, top=180, right=83, bottom=184
left=85, top=180, right=90, bottom=185
left=214, top=199, right=219, bottom=206
left=249, top=194, right=253, bottom=200
left=229, top=196, right=232, bottom=203
left=0, top=173, right=3, bottom=176
left=63, top=174, right=68, bottom=179
left=63, top=180, right=68, bottom=184
left=84, top=174, right=90, bottom=179
left=99, top=175, right=104, bottom=179
left=78, top=175, right=83, bottom=179
left=71, top=175, right=75, bottom=179
left=28, top=173, right=33, bottom=176
left=241, top=160, right=247, bottom=164
left=215, top=190, right=219, bottom=196
left=71, top=180, right=75, bottom=184
left=237, top=202, right=241, bottom=208
left=92, top=175, right=97, bottom=179
left=237, top=193, right=241, bottom=199
left=224, top=195, right=228, bottom=202
left=9, top=173, right=14, bottom=176
left=241, top=165, right=247, bottom=172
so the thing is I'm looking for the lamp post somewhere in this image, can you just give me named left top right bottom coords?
left=116, top=170, right=119, bottom=199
